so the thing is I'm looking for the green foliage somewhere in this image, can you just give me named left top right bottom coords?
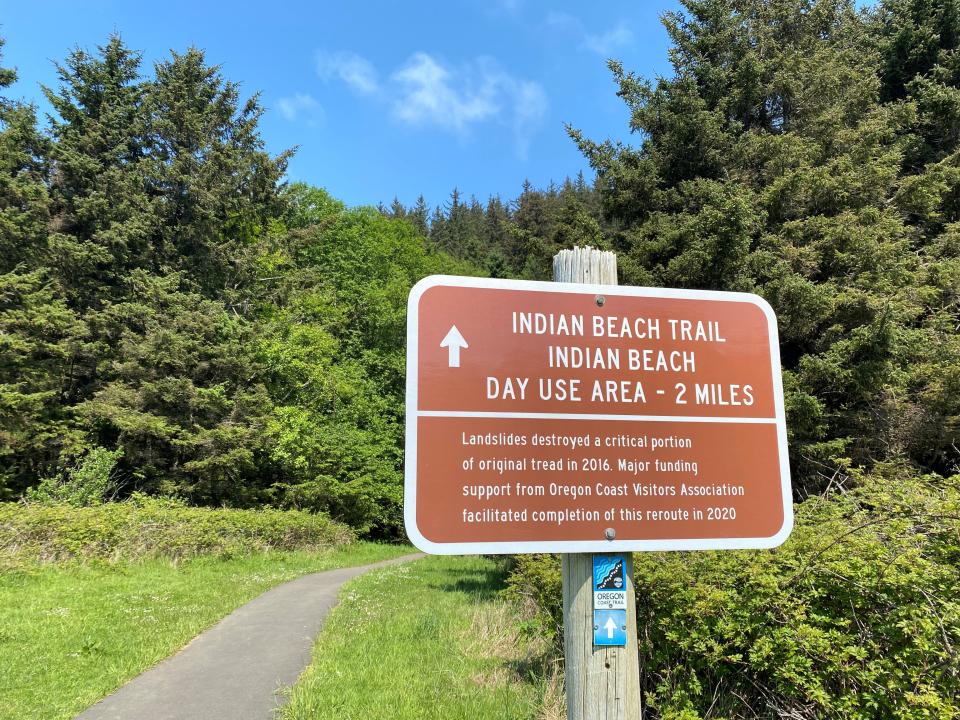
left=42, top=35, right=149, bottom=306
left=260, top=195, right=476, bottom=536
left=0, top=33, right=293, bottom=509
left=0, top=42, right=49, bottom=273
left=1, top=9, right=959, bottom=717
left=145, top=47, right=291, bottom=295
left=508, top=467, right=960, bottom=719
left=1, top=0, right=958, bottom=555
left=0, top=495, right=354, bottom=565
left=0, top=269, right=85, bottom=498
left=504, top=6, right=960, bottom=715
left=387, top=173, right=607, bottom=281
left=0, top=29, right=605, bottom=536
left=0, top=41, right=80, bottom=499
left=0, top=31, right=483, bottom=535
left=282, top=182, right=346, bottom=229
left=75, top=271, right=274, bottom=504
left=567, top=0, right=960, bottom=490
left=24, top=446, right=122, bottom=506
left=42, top=36, right=290, bottom=306
left=502, top=553, right=563, bottom=643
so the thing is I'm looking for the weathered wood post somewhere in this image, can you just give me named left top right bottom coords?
left=553, top=247, right=642, bottom=720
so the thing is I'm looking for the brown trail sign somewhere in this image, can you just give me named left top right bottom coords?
left=404, top=275, right=792, bottom=553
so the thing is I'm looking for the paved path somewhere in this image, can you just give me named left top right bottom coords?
left=75, top=553, right=424, bottom=720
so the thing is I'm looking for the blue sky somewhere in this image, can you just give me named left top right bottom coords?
left=1, top=0, right=680, bottom=210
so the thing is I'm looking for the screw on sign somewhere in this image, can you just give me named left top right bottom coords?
left=404, top=276, right=792, bottom=553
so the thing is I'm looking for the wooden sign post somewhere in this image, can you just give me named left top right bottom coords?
left=554, top=247, right=641, bottom=720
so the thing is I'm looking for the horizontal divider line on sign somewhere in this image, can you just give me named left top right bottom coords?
left=416, top=410, right=778, bottom=423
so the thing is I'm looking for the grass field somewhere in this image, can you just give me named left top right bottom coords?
left=280, top=555, right=561, bottom=720
left=0, top=543, right=412, bottom=720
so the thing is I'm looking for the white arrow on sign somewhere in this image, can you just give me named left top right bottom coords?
left=605, top=617, right=618, bottom=639
left=440, top=325, right=468, bottom=368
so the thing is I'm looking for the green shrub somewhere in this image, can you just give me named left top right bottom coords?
left=24, top=447, right=123, bottom=507
left=0, top=494, right=355, bottom=565
left=506, top=466, right=960, bottom=719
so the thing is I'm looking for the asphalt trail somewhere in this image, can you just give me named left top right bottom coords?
left=74, top=553, right=424, bottom=720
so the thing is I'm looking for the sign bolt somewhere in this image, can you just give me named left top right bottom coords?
left=595, top=295, right=606, bottom=307
left=604, top=527, right=616, bottom=540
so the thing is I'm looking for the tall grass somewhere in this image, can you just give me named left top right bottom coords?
left=281, top=556, right=560, bottom=720
left=0, top=495, right=354, bottom=567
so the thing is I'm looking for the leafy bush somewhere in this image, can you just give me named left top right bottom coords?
left=24, top=447, right=123, bottom=506
left=0, top=494, right=355, bottom=565
left=258, top=197, right=477, bottom=537
left=506, top=466, right=960, bottom=719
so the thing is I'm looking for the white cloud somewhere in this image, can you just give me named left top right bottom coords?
left=276, top=93, right=324, bottom=125
left=391, top=53, right=499, bottom=132
left=511, top=80, right=548, bottom=159
left=544, top=14, right=634, bottom=57
left=390, top=53, right=547, bottom=157
left=316, top=51, right=379, bottom=95
left=310, top=49, right=546, bottom=157
left=583, top=22, right=634, bottom=56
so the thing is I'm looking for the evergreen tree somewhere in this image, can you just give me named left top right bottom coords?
left=572, top=0, right=958, bottom=486
left=33, top=37, right=292, bottom=502
left=535, top=3, right=960, bottom=715
left=0, top=269, right=85, bottom=498
left=146, top=47, right=291, bottom=298
left=550, top=190, right=605, bottom=253
left=483, top=195, right=512, bottom=277
left=878, top=0, right=960, bottom=103
left=74, top=271, right=273, bottom=503
left=0, top=41, right=84, bottom=496
left=0, top=39, right=50, bottom=272
left=439, top=187, right=466, bottom=256
left=408, top=194, right=429, bottom=236
left=43, top=35, right=150, bottom=308
left=428, top=204, right=446, bottom=249
left=388, top=196, right=406, bottom=219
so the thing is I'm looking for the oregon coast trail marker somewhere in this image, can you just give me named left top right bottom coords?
left=404, top=274, right=793, bottom=554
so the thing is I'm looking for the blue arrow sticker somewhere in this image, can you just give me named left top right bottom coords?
left=594, top=609, right=628, bottom=646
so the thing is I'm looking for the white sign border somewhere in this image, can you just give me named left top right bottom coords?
left=404, top=274, right=794, bottom=555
